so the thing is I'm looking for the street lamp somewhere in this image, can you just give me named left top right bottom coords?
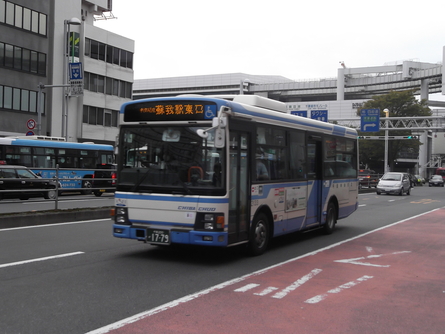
left=62, top=17, right=81, bottom=140
left=383, top=108, right=389, bottom=173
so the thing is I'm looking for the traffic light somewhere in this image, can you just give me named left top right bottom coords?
left=404, top=135, right=419, bottom=139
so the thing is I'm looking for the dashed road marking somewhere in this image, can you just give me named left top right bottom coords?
left=305, top=275, right=374, bottom=304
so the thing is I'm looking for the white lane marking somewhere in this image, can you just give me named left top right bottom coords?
left=254, top=287, right=279, bottom=296
left=366, top=246, right=373, bottom=253
left=234, top=283, right=260, bottom=292
left=334, top=251, right=411, bottom=267
left=86, top=207, right=443, bottom=334
left=0, top=219, right=110, bottom=232
left=305, top=275, right=374, bottom=304
left=358, top=204, right=366, bottom=207
left=272, top=268, right=322, bottom=299
left=0, top=251, right=84, bottom=269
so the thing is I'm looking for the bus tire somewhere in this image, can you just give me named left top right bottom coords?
left=248, top=213, right=269, bottom=256
left=81, top=179, right=92, bottom=195
left=323, top=202, right=337, bottom=235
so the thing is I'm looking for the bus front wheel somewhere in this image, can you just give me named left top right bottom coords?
left=248, top=213, right=269, bottom=256
left=323, top=202, right=337, bottom=235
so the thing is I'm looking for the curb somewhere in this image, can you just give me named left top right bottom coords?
left=0, top=207, right=113, bottom=229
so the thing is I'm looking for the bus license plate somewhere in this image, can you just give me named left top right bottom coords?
left=147, top=229, right=170, bottom=244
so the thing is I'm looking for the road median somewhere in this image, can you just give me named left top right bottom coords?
left=0, top=207, right=113, bottom=229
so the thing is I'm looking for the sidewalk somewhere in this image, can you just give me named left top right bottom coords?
left=90, top=207, right=445, bottom=334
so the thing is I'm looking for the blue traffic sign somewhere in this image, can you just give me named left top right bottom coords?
left=360, top=109, right=380, bottom=132
left=291, top=110, right=307, bottom=117
left=69, top=62, right=83, bottom=81
left=311, top=110, right=328, bottom=122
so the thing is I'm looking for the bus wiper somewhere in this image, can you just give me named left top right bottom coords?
left=132, top=168, right=152, bottom=192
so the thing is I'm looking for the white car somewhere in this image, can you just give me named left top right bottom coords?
left=376, top=172, right=411, bottom=196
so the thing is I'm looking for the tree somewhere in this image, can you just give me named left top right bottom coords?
left=357, top=90, right=431, bottom=173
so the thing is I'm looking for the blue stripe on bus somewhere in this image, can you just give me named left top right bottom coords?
left=8, top=139, right=113, bottom=150
left=115, top=193, right=229, bottom=203
left=332, top=125, right=347, bottom=136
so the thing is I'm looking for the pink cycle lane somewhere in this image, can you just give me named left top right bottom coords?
left=91, top=207, right=445, bottom=334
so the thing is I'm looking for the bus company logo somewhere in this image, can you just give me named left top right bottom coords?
left=178, top=206, right=196, bottom=210
left=198, top=207, right=216, bottom=212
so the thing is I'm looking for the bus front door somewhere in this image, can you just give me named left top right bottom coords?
left=306, top=136, right=323, bottom=226
left=228, top=128, right=250, bottom=245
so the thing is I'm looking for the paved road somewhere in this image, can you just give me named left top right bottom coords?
left=0, top=186, right=444, bottom=333
left=97, top=207, right=445, bottom=333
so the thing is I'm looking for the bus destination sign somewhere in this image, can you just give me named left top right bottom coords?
left=124, top=100, right=217, bottom=122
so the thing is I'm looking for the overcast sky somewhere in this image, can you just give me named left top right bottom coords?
left=95, top=0, right=445, bottom=82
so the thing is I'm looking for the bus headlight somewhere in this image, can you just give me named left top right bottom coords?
left=115, top=207, right=130, bottom=225
left=198, top=213, right=224, bottom=231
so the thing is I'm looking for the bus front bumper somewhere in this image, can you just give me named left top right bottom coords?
left=113, top=224, right=228, bottom=247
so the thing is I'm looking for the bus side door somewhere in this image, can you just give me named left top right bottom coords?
left=227, top=122, right=252, bottom=245
left=305, top=136, right=323, bottom=226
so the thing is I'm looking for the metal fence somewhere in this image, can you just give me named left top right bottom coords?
left=0, top=165, right=115, bottom=210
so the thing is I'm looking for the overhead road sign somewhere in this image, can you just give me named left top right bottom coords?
left=360, top=109, right=380, bottom=132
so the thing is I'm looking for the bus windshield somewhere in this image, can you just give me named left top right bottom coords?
left=118, top=125, right=225, bottom=195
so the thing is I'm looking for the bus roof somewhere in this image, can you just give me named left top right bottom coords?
left=0, top=137, right=114, bottom=151
left=120, top=95, right=357, bottom=139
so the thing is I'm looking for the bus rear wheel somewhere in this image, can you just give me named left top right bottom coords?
left=248, top=213, right=269, bottom=256
left=323, top=202, right=337, bottom=235
left=81, top=180, right=92, bottom=195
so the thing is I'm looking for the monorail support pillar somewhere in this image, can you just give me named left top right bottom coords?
left=337, top=68, right=345, bottom=101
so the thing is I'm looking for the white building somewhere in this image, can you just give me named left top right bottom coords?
left=0, top=0, right=134, bottom=145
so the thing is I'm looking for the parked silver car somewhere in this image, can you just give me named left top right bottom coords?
left=376, top=172, right=411, bottom=196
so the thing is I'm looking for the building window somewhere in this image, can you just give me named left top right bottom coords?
left=0, top=0, right=5, bottom=24
left=0, top=42, right=45, bottom=76
left=85, top=38, right=133, bottom=69
left=90, top=40, right=99, bottom=59
left=0, top=85, right=40, bottom=113
left=2, top=1, right=47, bottom=35
left=83, top=105, right=119, bottom=127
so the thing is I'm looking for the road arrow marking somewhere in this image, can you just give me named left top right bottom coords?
left=334, top=251, right=411, bottom=267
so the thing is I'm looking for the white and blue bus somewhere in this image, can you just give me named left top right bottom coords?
left=113, top=95, right=358, bottom=255
left=0, top=136, right=114, bottom=193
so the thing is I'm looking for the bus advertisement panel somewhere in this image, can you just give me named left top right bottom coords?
left=112, top=95, right=358, bottom=255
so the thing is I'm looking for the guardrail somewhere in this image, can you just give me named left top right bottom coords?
left=0, top=165, right=115, bottom=210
